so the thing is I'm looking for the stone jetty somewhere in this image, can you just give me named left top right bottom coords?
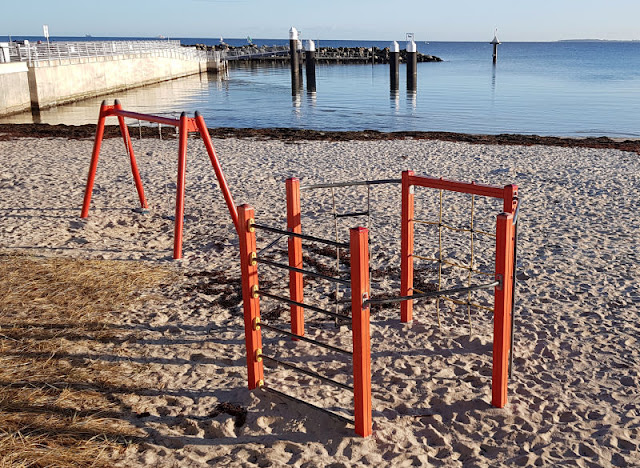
left=188, top=43, right=442, bottom=64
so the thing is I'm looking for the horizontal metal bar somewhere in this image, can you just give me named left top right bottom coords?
left=411, top=255, right=495, bottom=277
left=257, top=258, right=351, bottom=285
left=262, top=355, right=353, bottom=391
left=259, top=291, right=350, bottom=321
left=413, top=219, right=496, bottom=237
left=335, top=211, right=369, bottom=219
left=260, top=386, right=354, bottom=425
left=260, top=322, right=352, bottom=356
left=253, top=223, right=349, bottom=249
left=408, top=175, right=507, bottom=199
left=300, top=179, right=401, bottom=190
left=110, top=109, right=182, bottom=127
left=365, top=281, right=499, bottom=306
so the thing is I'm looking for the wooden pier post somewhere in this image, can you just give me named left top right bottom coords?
left=305, top=40, right=316, bottom=93
left=390, top=41, right=399, bottom=91
left=289, top=27, right=301, bottom=94
left=406, top=36, right=417, bottom=92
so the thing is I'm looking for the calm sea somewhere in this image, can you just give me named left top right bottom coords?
left=2, top=36, right=640, bottom=137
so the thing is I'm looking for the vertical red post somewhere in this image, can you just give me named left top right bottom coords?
left=286, top=178, right=304, bottom=338
left=400, top=170, right=415, bottom=322
left=173, top=112, right=189, bottom=260
left=81, top=101, right=109, bottom=218
left=194, top=111, right=239, bottom=234
left=492, top=212, right=514, bottom=408
left=114, top=100, right=148, bottom=210
left=350, top=227, right=372, bottom=437
left=238, top=204, right=264, bottom=390
left=503, top=184, right=518, bottom=215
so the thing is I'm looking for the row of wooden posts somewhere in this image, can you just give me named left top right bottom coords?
left=287, top=27, right=502, bottom=94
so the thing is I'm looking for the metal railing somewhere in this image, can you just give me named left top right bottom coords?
left=7, top=40, right=221, bottom=66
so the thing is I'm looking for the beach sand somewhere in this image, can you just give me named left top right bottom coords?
left=0, top=134, right=638, bottom=466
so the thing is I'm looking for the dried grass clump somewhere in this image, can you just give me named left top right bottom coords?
left=0, top=252, right=176, bottom=467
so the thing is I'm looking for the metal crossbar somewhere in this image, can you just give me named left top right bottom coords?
left=261, top=386, right=354, bottom=425
left=258, top=290, right=350, bottom=322
left=257, top=257, right=351, bottom=285
left=365, top=281, right=499, bottom=306
left=411, top=254, right=494, bottom=277
left=262, top=355, right=353, bottom=391
left=260, top=322, right=352, bottom=356
left=300, top=179, right=401, bottom=190
left=257, top=234, right=286, bottom=256
left=335, top=211, right=369, bottom=219
left=413, top=219, right=496, bottom=238
left=253, top=223, right=349, bottom=249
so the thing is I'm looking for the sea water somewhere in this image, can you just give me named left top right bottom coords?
left=2, top=37, right=640, bottom=137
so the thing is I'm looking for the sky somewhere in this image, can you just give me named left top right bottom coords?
left=2, top=0, right=640, bottom=42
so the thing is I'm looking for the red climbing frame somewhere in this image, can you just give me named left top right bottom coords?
left=399, top=170, right=518, bottom=408
left=80, top=100, right=239, bottom=259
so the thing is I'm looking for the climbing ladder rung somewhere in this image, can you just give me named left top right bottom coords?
left=334, top=211, right=369, bottom=219
left=263, top=355, right=354, bottom=391
left=261, top=386, right=354, bottom=425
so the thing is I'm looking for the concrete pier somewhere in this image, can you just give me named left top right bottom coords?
left=0, top=62, right=30, bottom=116
left=0, top=40, right=223, bottom=117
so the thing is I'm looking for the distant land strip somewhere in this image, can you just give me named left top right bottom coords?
left=1, top=124, right=638, bottom=154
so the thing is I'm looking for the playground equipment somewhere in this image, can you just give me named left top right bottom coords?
left=240, top=173, right=519, bottom=437
left=80, top=100, right=239, bottom=259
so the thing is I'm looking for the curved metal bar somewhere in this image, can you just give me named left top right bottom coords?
left=262, top=355, right=353, bottom=391
left=253, top=223, right=349, bottom=249
left=300, top=179, right=401, bottom=190
left=260, top=322, right=352, bottom=356
left=260, top=386, right=354, bottom=425
left=365, top=281, right=499, bottom=306
left=257, top=257, right=351, bottom=285
left=259, top=290, right=350, bottom=321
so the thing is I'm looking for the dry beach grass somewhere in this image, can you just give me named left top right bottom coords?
left=0, top=132, right=638, bottom=466
left=0, top=254, right=173, bottom=467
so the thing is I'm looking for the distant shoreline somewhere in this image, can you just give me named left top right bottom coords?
left=1, top=123, right=638, bottom=154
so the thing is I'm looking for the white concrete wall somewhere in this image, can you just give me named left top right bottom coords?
left=28, top=53, right=209, bottom=109
left=0, top=62, right=31, bottom=116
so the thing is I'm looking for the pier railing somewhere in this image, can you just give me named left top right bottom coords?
left=7, top=40, right=220, bottom=66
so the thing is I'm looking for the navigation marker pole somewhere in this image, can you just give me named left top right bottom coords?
left=491, top=29, right=501, bottom=65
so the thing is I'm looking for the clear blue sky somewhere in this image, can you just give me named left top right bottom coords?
left=3, top=0, right=639, bottom=42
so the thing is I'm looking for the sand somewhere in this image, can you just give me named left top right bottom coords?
left=0, top=134, right=638, bottom=467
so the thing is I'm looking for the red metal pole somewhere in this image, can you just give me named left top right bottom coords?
left=114, top=100, right=148, bottom=210
left=492, top=212, right=514, bottom=408
left=194, top=111, right=239, bottom=234
left=173, top=112, right=189, bottom=259
left=286, top=178, right=304, bottom=338
left=350, top=227, right=372, bottom=437
left=238, top=204, right=264, bottom=390
left=400, top=170, right=415, bottom=322
left=81, top=101, right=109, bottom=218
